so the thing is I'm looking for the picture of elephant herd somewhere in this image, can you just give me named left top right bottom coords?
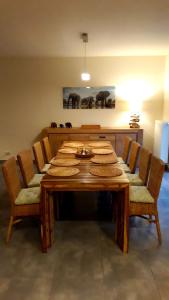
left=63, top=86, right=115, bottom=109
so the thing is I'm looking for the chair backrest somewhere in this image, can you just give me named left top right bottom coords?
left=138, top=148, right=152, bottom=185
left=32, top=141, right=45, bottom=173
left=128, top=141, right=140, bottom=173
left=2, top=157, right=21, bottom=204
left=42, top=137, right=53, bottom=163
left=81, top=125, right=101, bottom=129
left=147, top=155, right=165, bottom=201
left=17, top=149, right=35, bottom=187
left=122, top=136, right=132, bottom=163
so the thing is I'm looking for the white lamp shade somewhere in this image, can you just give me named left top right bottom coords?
left=81, top=72, right=91, bottom=81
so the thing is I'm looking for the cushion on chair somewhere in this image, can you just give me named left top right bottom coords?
left=126, top=174, right=143, bottom=186
left=15, top=187, right=40, bottom=205
left=42, top=164, right=51, bottom=173
left=120, top=163, right=131, bottom=173
left=49, top=157, right=55, bottom=164
left=28, top=174, right=44, bottom=187
left=117, top=156, right=125, bottom=164
left=130, top=186, right=154, bottom=203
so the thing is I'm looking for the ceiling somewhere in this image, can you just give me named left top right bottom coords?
left=0, top=0, right=169, bottom=57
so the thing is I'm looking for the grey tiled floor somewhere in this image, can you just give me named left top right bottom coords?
left=0, top=167, right=169, bottom=300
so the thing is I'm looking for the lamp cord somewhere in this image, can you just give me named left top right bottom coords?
left=83, top=41, right=87, bottom=73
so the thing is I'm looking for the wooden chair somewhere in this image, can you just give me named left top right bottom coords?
left=32, top=141, right=50, bottom=173
left=126, top=147, right=152, bottom=185
left=17, top=149, right=44, bottom=187
left=129, top=155, right=165, bottom=243
left=117, top=136, right=132, bottom=164
left=42, top=136, right=54, bottom=163
left=120, top=141, right=140, bottom=173
left=2, top=157, right=41, bottom=243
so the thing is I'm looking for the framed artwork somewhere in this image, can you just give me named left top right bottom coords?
left=63, top=86, right=115, bottom=109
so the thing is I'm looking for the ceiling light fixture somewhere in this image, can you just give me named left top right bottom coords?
left=81, top=33, right=91, bottom=81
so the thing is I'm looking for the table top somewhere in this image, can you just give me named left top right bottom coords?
left=41, top=141, right=129, bottom=191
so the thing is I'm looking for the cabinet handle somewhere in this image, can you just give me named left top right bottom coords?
left=99, top=135, right=106, bottom=139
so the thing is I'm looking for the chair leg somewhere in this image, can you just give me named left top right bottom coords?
left=40, top=223, right=44, bottom=246
left=155, top=212, right=162, bottom=244
left=6, top=216, right=14, bottom=243
left=113, top=198, right=118, bottom=241
left=148, top=214, right=153, bottom=223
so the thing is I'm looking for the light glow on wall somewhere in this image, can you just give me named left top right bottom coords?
left=164, top=77, right=169, bottom=91
left=116, top=79, right=154, bottom=114
left=114, top=112, right=131, bottom=127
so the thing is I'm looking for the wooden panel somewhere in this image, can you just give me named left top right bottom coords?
left=81, top=125, right=101, bottom=129
left=69, top=134, right=90, bottom=140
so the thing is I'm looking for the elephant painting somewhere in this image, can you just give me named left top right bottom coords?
left=95, top=91, right=110, bottom=108
left=81, top=97, right=94, bottom=109
left=63, top=87, right=115, bottom=109
left=105, top=99, right=115, bottom=108
left=67, top=93, right=80, bottom=109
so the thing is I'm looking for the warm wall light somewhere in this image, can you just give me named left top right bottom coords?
left=81, top=33, right=91, bottom=81
left=116, top=79, right=154, bottom=113
left=81, top=72, right=91, bottom=81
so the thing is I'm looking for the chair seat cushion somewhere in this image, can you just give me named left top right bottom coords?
left=28, top=174, right=44, bottom=187
left=120, top=163, right=131, bottom=173
left=42, top=164, right=51, bottom=173
left=130, top=186, right=154, bottom=203
left=117, top=156, right=125, bottom=164
left=15, top=187, right=40, bottom=205
left=49, top=157, right=55, bottom=163
left=126, top=174, right=143, bottom=186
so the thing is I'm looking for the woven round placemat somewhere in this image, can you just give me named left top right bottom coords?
left=87, top=141, right=110, bottom=148
left=58, top=148, right=77, bottom=154
left=90, top=155, right=118, bottom=164
left=50, top=158, right=80, bottom=166
left=64, top=142, right=84, bottom=148
left=89, top=166, right=122, bottom=177
left=47, top=167, right=80, bottom=177
left=91, top=148, right=113, bottom=155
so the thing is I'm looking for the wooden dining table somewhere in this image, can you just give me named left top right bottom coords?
left=40, top=141, right=129, bottom=253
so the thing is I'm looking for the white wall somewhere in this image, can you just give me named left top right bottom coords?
left=0, top=56, right=165, bottom=159
left=163, top=55, right=169, bottom=121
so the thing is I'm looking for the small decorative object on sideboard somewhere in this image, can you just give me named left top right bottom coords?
left=50, top=122, right=57, bottom=128
left=65, top=122, right=72, bottom=128
left=59, top=124, right=65, bottom=128
left=129, top=114, right=140, bottom=128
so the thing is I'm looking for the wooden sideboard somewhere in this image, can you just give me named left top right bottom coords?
left=43, top=127, right=143, bottom=156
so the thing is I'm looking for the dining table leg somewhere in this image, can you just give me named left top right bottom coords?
left=115, top=184, right=129, bottom=253
left=48, top=193, right=55, bottom=247
left=41, top=186, right=51, bottom=252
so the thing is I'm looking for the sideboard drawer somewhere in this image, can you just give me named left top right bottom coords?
left=89, top=134, right=115, bottom=147
left=89, top=134, right=114, bottom=140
